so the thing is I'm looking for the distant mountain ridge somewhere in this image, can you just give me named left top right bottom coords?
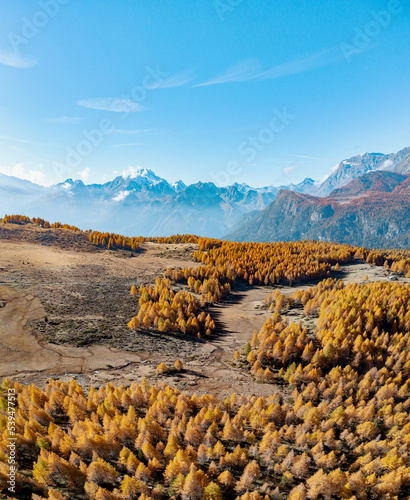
left=225, top=171, right=410, bottom=248
left=1, top=146, right=410, bottom=239
left=0, top=168, right=278, bottom=237
left=308, top=147, right=410, bottom=196
left=328, top=171, right=407, bottom=200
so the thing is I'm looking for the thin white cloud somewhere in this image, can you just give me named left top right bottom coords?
left=112, top=143, right=143, bottom=148
left=0, top=142, right=28, bottom=156
left=0, top=135, right=55, bottom=146
left=47, top=116, right=84, bottom=124
left=77, top=167, right=90, bottom=182
left=290, top=154, right=330, bottom=161
left=77, top=98, right=143, bottom=113
left=195, top=48, right=342, bottom=87
left=0, top=49, right=36, bottom=69
left=0, top=135, right=35, bottom=144
left=112, top=190, right=130, bottom=202
left=259, top=48, right=341, bottom=80
left=122, top=166, right=144, bottom=179
left=194, top=59, right=261, bottom=87
left=105, top=129, right=153, bottom=135
left=151, top=69, right=196, bottom=89
left=381, top=159, right=393, bottom=170
left=319, top=163, right=340, bottom=184
left=283, top=164, right=299, bottom=176
left=0, top=162, right=49, bottom=186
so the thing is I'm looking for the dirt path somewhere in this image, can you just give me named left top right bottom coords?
left=168, top=261, right=409, bottom=398
left=179, top=286, right=281, bottom=399
left=1, top=231, right=408, bottom=397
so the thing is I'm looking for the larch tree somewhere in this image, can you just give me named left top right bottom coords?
left=181, top=463, right=207, bottom=500
left=174, top=359, right=183, bottom=371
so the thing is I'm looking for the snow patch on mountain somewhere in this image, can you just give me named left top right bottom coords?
left=171, top=180, right=187, bottom=192
left=121, top=166, right=162, bottom=184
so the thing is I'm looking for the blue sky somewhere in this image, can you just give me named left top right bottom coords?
left=0, top=0, right=409, bottom=187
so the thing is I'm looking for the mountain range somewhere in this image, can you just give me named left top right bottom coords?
left=0, top=146, right=409, bottom=243
left=225, top=170, right=410, bottom=248
left=0, top=168, right=278, bottom=237
left=308, top=147, right=410, bottom=196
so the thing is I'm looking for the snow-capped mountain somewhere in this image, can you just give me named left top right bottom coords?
left=309, top=147, right=410, bottom=197
left=232, top=182, right=279, bottom=196
left=225, top=171, right=410, bottom=248
left=1, top=147, right=409, bottom=238
left=0, top=168, right=278, bottom=237
left=171, top=180, right=187, bottom=192
left=285, top=177, right=316, bottom=194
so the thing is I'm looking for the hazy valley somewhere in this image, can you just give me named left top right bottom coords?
left=2, top=147, right=410, bottom=245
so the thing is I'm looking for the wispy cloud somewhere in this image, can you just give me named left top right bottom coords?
left=283, top=164, right=299, bottom=176
left=290, top=154, right=330, bottom=161
left=0, top=162, right=49, bottom=186
left=77, top=167, right=90, bottom=181
left=381, top=159, right=393, bottom=170
left=195, top=48, right=342, bottom=87
left=112, top=143, right=143, bottom=148
left=0, top=49, right=36, bottom=69
left=319, top=163, right=340, bottom=184
left=151, top=69, right=196, bottom=89
left=105, top=129, right=153, bottom=135
left=259, top=48, right=341, bottom=80
left=0, top=135, right=55, bottom=146
left=194, top=59, right=261, bottom=87
left=47, top=116, right=84, bottom=124
left=0, top=135, right=36, bottom=144
left=112, top=190, right=131, bottom=202
left=77, top=98, right=143, bottom=113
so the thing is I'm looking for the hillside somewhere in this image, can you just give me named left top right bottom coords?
left=328, top=170, right=407, bottom=200
left=1, top=220, right=410, bottom=499
left=225, top=171, right=410, bottom=248
left=0, top=219, right=369, bottom=395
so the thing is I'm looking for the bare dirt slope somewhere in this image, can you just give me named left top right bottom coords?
left=0, top=224, right=408, bottom=399
left=0, top=284, right=144, bottom=378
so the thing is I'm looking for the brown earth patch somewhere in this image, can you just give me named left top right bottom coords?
left=0, top=225, right=408, bottom=398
